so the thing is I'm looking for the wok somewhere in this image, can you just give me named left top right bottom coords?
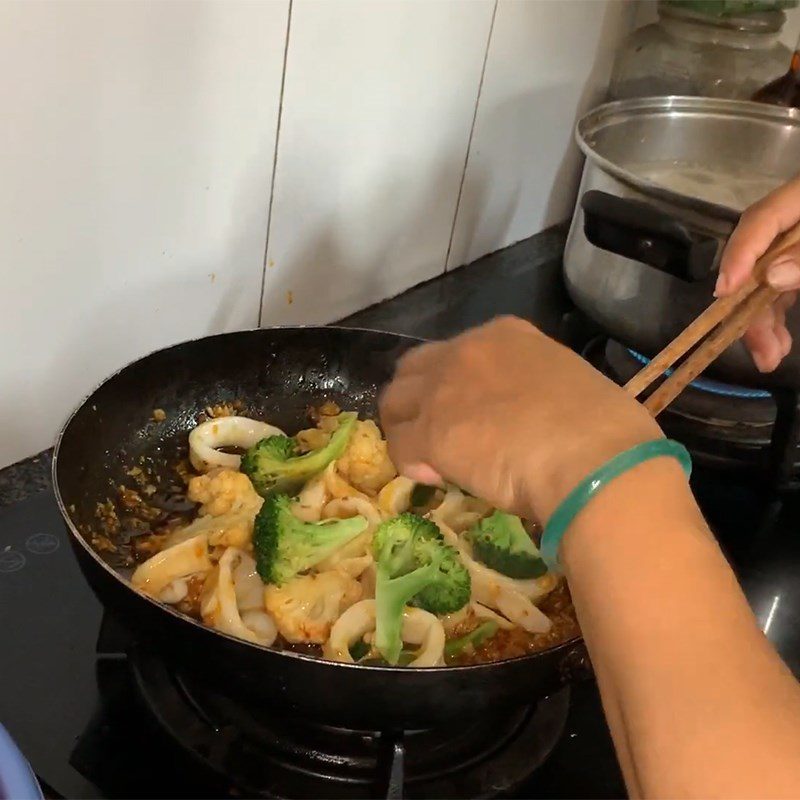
left=53, top=327, right=586, bottom=731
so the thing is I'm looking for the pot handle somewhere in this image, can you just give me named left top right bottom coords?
left=581, top=190, right=720, bottom=282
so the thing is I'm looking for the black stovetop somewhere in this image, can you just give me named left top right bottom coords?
left=2, top=229, right=800, bottom=798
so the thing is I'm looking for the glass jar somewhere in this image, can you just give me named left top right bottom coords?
left=609, top=1, right=791, bottom=101
left=752, top=33, right=800, bottom=105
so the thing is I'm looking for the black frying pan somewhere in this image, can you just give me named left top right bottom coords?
left=53, top=327, right=586, bottom=731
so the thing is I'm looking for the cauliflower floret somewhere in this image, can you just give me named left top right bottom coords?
left=188, top=468, right=262, bottom=517
left=166, top=505, right=262, bottom=551
left=294, top=401, right=342, bottom=452
left=264, top=571, right=362, bottom=644
left=336, top=420, right=396, bottom=496
left=166, top=469, right=264, bottom=550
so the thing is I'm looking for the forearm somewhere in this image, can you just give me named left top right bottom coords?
left=561, top=459, right=800, bottom=798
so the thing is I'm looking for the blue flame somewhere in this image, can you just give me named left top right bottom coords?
left=626, top=349, right=771, bottom=399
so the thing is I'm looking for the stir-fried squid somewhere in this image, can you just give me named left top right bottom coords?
left=325, top=600, right=445, bottom=666
left=189, top=416, right=284, bottom=472
left=128, top=407, right=576, bottom=666
left=132, top=532, right=211, bottom=598
left=201, top=548, right=278, bottom=646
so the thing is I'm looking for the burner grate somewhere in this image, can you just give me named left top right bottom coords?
left=128, top=647, right=570, bottom=799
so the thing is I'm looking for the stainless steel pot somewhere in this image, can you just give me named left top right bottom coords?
left=564, top=96, right=800, bottom=388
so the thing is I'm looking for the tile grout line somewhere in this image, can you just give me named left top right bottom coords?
left=258, top=0, right=294, bottom=328
left=442, top=0, right=498, bottom=274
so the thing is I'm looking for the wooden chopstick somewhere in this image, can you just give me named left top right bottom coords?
left=639, top=283, right=777, bottom=416
left=624, top=220, right=800, bottom=417
left=622, top=277, right=760, bottom=400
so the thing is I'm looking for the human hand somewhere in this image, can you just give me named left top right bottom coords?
left=379, top=317, right=663, bottom=524
left=715, top=174, right=800, bottom=372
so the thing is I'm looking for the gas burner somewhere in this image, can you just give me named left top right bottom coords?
left=584, top=337, right=800, bottom=482
left=625, top=348, right=772, bottom=401
left=129, top=648, right=570, bottom=799
left=603, top=340, right=777, bottom=435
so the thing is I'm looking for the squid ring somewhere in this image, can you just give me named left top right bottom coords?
left=324, top=599, right=445, bottom=666
left=377, top=476, right=415, bottom=517
left=432, top=514, right=553, bottom=634
left=201, top=548, right=277, bottom=646
left=189, top=416, right=284, bottom=472
left=131, top=532, right=211, bottom=598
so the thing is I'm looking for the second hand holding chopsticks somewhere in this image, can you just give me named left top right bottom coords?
left=625, top=221, right=800, bottom=416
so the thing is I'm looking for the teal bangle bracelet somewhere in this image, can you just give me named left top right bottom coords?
left=540, top=439, right=692, bottom=572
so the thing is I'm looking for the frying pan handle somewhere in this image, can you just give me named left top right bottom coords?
left=581, top=190, right=721, bottom=282
left=558, top=641, right=594, bottom=684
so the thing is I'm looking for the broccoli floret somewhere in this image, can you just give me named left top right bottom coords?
left=242, top=412, right=357, bottom=497
left=410, top=534, right=471, bottom=612
left=253, top=493, right=368, bottom=585
left=373, top=513, right=470, bottom=664
left=444, top=620, right=499, bottom=659
left=259, top=435, right=299, bottom=460
left=467, top=510, right=547, bottom=579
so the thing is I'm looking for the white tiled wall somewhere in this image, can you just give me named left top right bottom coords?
left=0, top=0, right=289, bottom=468
left=0, top=0, right=635, bottom=468
left=448, top=0, right=637, bottom=267
left=261, top=0, right=495, bottom=325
